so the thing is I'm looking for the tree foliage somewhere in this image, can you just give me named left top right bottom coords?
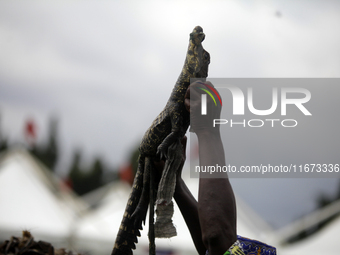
left=30, top=117, right=59, bottom=171
left=68, top=151, right=106, bottom=196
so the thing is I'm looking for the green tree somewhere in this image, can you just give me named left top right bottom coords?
left=68, top=152, right=105, bottom=196
left=68, top=151, right=85, bottom=195
left=43, top=117, right=59, bottom=170
left=88, top=157, right=104, bottom=191
left=29, top=117, right=59, bottom=171
left=0, top=115, right=8, bottom=152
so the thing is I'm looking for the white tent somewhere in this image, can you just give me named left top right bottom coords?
left=280, top=217, right=340, bottom=255
left=0, top=148, right=278, bottom=254
left=278, top=200, right=340, bottom=255
left=0, top=148, right=86, bottom=248
left=74, top=181, right=200, bottom=255
left=73, top=174, right=277, bottom=255
left=280, top=215, right=340, bottom=255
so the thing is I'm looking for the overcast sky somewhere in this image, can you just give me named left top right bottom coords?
left=1, top=0, right=340, bottom=229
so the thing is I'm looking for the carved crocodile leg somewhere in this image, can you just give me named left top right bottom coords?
left=154, top=140, right=182, bottom=238
left=156, top=102, right=187, bottom=160
left=131, top=157, right=151, bottom=229
left=156, top=140, right=182, bottom=205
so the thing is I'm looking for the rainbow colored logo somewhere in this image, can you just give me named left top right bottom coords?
left=197, top=82, right=222, bottom=106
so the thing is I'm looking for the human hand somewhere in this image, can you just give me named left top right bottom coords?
left=184, top=80, right=222, bottom=136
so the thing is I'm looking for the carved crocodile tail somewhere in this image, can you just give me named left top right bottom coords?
left=112, top=157, right=145, bottom=255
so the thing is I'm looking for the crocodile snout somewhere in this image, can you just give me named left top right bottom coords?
left=190, top=26, right=205, bottom=42
left=193, top=26, right=203, bottom=33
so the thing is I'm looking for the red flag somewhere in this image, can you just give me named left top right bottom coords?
left=25, top=119, right=37, bottom=145
left=119, top=163, right=134, bottom=186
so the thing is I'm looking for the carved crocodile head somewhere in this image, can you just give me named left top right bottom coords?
left=185, top=26, right=210, bottom=79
